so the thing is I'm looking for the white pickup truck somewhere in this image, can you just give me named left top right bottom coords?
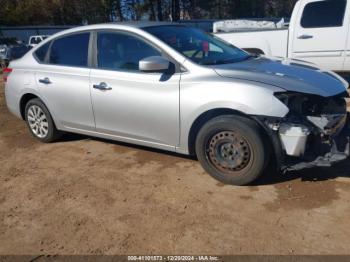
left=28, top=35, right=49, bottom=48
left=215, top=0, right=350, bottom=73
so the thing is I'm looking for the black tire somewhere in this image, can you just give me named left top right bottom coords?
left=195, top=115, right=269, bottom=186
left=25, top=98, right=61, bottom=143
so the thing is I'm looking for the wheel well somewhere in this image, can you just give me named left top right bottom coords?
left=188, top=108, right=248, bottom=156
left=243, top=48, right=265, bottom=55
left=20, top=93, right=39, bottom=120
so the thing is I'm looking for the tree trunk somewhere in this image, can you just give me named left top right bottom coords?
left=148, top=0, right=156, bottom=21
left=116, top=0, right=124, bottom=21
left=157, top=0, right=163, bottom=21
left=189, top=0, right=196, bottom=19
left=172, top=0, right=180, bottom=21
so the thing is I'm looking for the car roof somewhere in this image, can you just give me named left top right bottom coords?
left=109, top=21, right=180, bottom=28
left=71, top=22, right=183, bottom=32
left=34, top=22, right=187, bottom=47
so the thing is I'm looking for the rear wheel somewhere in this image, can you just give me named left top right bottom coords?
left=25, top=98, right=61, bottom=143
left=195, top=115, right=268, bottom=186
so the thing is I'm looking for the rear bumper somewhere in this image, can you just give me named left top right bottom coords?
left=4, top=82, right=22, bottom=119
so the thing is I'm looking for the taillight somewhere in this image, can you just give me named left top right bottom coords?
left=3, top=68, right=13, bottom=83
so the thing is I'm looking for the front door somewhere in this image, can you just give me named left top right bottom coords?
left=90, top=31, right=180, bottom=149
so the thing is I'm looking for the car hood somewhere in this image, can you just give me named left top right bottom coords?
left=213, top=56, right=348, bottom=97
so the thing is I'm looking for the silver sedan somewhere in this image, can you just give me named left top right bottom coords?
left=4, top=22, right=350, bottom=185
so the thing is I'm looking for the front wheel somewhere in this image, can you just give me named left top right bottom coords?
left=195, top=115, right=269, bottom=186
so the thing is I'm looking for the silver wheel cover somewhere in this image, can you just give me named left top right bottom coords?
left=27, top=105, right=49, bottom=138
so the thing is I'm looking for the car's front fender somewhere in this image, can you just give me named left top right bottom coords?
left=177, top=77, right=289, bottom=154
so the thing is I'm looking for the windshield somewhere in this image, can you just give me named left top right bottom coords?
left=144, top=25, right=251, bottom=65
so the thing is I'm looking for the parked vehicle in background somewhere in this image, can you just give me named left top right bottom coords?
left=0, top=37, right=18, bottom=46
left=178, top=18, right=290, bottom=33
left=0, top=45, right=9, bottom=69
left=3, top=23, right=350, bottom=186
left=8, top=45, right=32, bottom=62
left=0, top=44, right=31, bottom=68
left=215, top=0, right=350, bottom=72
left=0, top=45, right=7, bottom=56
left=178, top=19, right=220, bottom=32
left=28, top=35, right=49, bottom=48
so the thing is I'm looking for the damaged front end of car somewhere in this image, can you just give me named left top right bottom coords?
left=256, top=91, right=350, bottom=172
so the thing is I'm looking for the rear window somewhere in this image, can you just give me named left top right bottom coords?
left=49, top=33, right=90, bottom=67
left=301, top=0, right=346, bottom=28
left=34, top=42, right=50, bottom=62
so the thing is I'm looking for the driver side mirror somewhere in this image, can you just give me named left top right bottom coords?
left=139, top=56, right=170, bottom=72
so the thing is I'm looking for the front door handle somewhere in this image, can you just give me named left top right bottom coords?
left=297, top=34, right=313, bottom=40
left=39, top=77, right=51, bottom=84
left=93, top=82, right=112, bottom=91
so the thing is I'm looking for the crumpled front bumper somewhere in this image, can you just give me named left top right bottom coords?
left=283, top=118, right=350, bottom=171
left=254, top=112, right=350, bottom=173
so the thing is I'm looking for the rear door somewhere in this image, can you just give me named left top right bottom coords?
left=290, top=0, right=349, bottom=71
left=35, top=32, right=95, bottom=131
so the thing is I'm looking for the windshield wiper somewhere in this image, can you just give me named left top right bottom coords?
left=201, top=55, right=254, bottom=65
left=200, top=58, right=240, bottom=65
left=200, top=59, right=234, bottom=65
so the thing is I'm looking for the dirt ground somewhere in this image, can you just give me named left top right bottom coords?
left=0, top=78, right=350, bottom=256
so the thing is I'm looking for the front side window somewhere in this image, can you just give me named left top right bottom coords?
left=49, top=33, right=90, bottom=67
left=97, top=32, right=161, bottom=71
left=34, top=42, right=51, bottom=62
left=301, top=0, right=346, bottom=28
left=145, top=25, right=251, bottom=65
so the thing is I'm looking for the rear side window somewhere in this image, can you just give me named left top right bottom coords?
left=301, top=0, right=346, bottom=28
left=49, top=33, right=90, bottom=67
left=34, top=42, right=50, bottom=62
left=97, top=32, right=161, bottom=71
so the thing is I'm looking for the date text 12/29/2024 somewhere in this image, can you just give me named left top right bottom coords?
left=128, top=256, right=220, bottom=261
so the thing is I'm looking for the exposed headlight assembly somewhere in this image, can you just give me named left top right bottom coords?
left=272, top=92, right=349, bottom=157
left=274, top=92, right=347, bottom=116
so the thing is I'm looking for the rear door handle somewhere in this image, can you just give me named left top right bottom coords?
left=39, top=77, right=51, bottom=84
left=297, top=34, right=313, bottom=40
left=93, top=82, right=112, bottom=91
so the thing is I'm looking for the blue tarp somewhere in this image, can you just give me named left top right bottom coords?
left=0, top=26, right=75, bottom=43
